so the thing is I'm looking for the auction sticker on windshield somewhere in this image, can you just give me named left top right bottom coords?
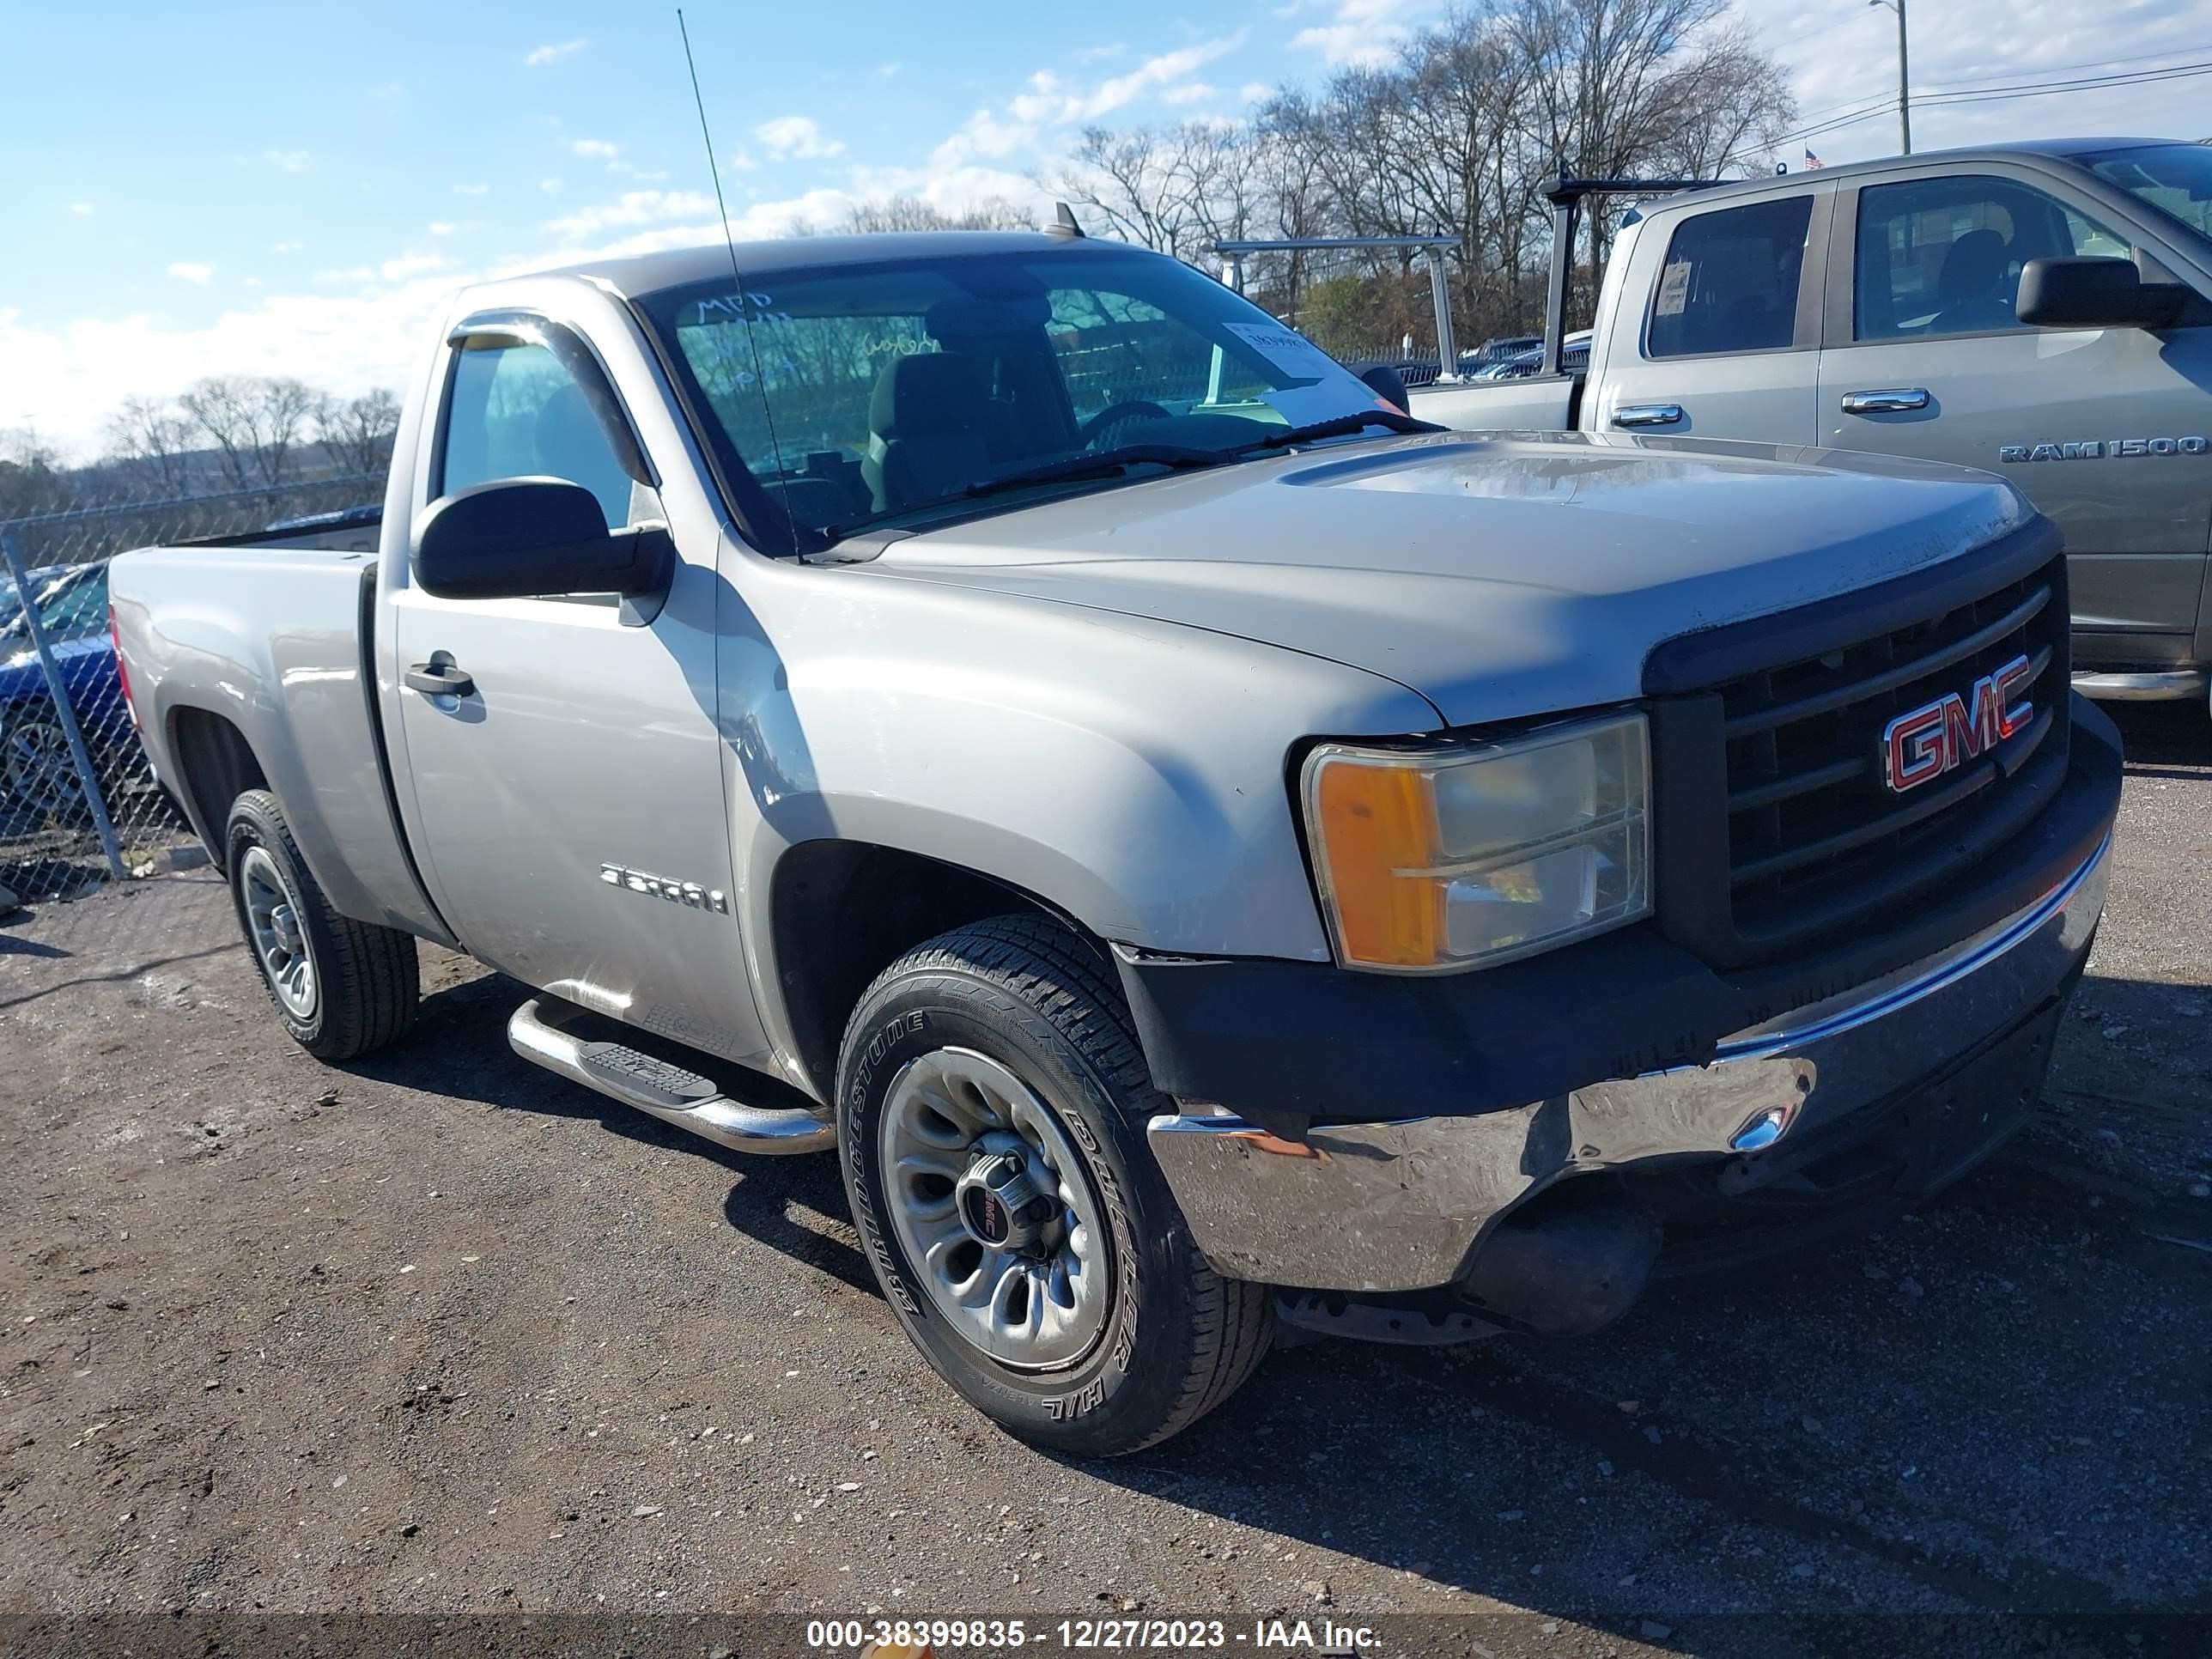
left=1223, top=320, right=1340, bottom=384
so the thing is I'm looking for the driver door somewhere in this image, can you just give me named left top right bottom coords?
left=386, top=315, right=770, bottom=1065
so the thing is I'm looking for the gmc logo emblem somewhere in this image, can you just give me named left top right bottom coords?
left=1881, top=653, right=2034, bottom=793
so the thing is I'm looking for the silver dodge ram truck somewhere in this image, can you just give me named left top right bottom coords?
left=1414, top=138, right=2212, bottom=706
left=109, top=229, right=2122, bottom=1455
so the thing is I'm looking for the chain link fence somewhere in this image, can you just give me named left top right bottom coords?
left=1, top=470, right=383, bottom=913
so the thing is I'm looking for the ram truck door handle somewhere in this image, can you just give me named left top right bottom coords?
left=1840, top=387, right=1930, bottom=414
left=405, top=661, right=476, bottom=697
left=1612, top=403, right=1684, bottom=428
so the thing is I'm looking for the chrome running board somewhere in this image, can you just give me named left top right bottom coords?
left=507, top=995, right=834, bottom=1156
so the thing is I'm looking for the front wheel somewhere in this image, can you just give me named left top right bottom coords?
left=836, top=915, right=1271, bottom=1456
left=225, top=789, right=419, bottom=1060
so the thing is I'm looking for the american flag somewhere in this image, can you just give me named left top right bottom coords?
left=1804, top=148, right=1826, bottom=169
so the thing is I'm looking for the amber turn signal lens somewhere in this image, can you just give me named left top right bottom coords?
left=1301, top=714, right=1651, bottom=974
left=1308, top=754, right=1445, bottom=968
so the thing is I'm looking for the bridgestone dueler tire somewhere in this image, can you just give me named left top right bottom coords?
left=836, top=915, right=1273, bottom=1456
left=224, top=789, right=419, bottom=1061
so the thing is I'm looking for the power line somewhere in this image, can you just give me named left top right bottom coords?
left=1916, top=60, right=2212, bottom=106
left=1785, top=41, right=2212, bottom=128
left=1766, top=54, right=2212, bottom=154
left=1905, top=42, right=2212, bottom=93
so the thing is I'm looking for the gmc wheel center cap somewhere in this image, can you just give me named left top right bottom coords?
left=954, top=1143, right=1053, bottom=1253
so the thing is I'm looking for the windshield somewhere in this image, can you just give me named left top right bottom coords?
left=641, top=246, right=1395, bottom=549
left=0, top=566, right=107, bottom=646
left=2074, top=143, right=2212, bottom=245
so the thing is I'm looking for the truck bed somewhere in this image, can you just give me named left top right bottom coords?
left=106, top=538, right=447, bottom=941
left=1407, top=373, right=1580, bottom=433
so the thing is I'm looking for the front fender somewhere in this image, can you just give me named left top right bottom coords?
left=727, top=580, right=1438, bottom=966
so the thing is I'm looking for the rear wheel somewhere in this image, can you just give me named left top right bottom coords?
left=224, top=789, right=419, bottom=1060
left=837, top=915, right=1272, bottom=1455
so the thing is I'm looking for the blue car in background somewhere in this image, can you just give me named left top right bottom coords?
left=0, top=560, right=132, bottom=824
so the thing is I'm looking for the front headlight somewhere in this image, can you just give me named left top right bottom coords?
left=1301, top=710, right=1650, bottom=972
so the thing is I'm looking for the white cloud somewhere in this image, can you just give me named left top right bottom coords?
left=453, top=182, right=490, bottom=197
left=525, top=39, right=586, bottom=67
left=727, top=148, right=760, bottom=172
left=570, top=138, right=619, bottom=159
left=271, top=240, right=301, bottom=252
left=167, top=262, right=213, bottom=284
left=1288, top=0, right=1440, bottom=67
left=878, top=62, right=902, bottom=78
left=933, top=109, right=1036, bottom=168
left=428, top=222, right=457, bottom=235
left=0, top=273, right=465, bottom=453
left=754, top=115, right=846, bottom=161
left=1012, top=34, right=1246, bottom=124
left=69, top=203, right=93, bottom=216
left=380, top=252, right=448, bottom=283
left=539, top=177, right=563, bottom=194
left=264, top=149, right=312, bottom=173
left=1238, top=82, right=1272, bottom=102
left=545, top=189, right=717, bottom=242
left=1160, top=82, right=1218, bottom=106
left=1078, top=42, right=1127, bottom=63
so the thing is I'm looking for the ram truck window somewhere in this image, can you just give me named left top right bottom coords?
left=111, top=228, right=2120, bottom=1455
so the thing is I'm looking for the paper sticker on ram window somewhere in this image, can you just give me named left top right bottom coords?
left=1655, top=261, right=1692, bottom=319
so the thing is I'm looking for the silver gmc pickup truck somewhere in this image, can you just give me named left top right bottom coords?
left=1416, top=138, right=2212, bottom=706
left=109, top=228, right=2122, bottom=1455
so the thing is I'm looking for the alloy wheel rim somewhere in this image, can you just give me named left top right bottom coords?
left=240, top=846, right=318, bottom=1020
left=878, top=1046, right=1112, bottom=1372
left=3, top=720, right=82, bottom=821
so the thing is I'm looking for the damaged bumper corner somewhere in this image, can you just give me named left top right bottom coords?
left=1146, top=832, right=2111, bottom=1295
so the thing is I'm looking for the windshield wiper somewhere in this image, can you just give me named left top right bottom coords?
left=1232, top=409, right=1445, bottom=453
left=962, top=443, right=1235, bottom=501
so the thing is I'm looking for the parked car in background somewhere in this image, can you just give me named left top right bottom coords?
left=1475, top=329, right=1592, bottom=380
left=1461, top=334, right=1542, bottom=374
left=0, top=561, right=125, bottom=824
left=1413, top=138, right=2212, bottom=710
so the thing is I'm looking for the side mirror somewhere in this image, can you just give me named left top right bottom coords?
left=1357, top=362, right=1412, bottom=412
left=2015, top=256, right=2156, bottom=329
left=411, top=477, right=669, bottom=601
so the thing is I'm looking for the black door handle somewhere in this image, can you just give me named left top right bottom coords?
left=405, top=661, right=475, bottom=697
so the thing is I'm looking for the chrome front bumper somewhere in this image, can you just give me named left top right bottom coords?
left=1146, top=835, right=2111, bottom=1293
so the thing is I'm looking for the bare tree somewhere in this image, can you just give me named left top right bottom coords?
left=1054, top=126, right=1190, bottom=256
left=0, top=425, right=70, bottom=520
left=1504, top=0, right=1796, bottom=308
left=317, top=389, right=404, bottom=477
left=840, top=195, right=1036, bottom=234
left=178, top=374, right=323, bottom=489
left=1053, top=122, right=1267, bottom=266
left=103, top=395, right=196, bottom=493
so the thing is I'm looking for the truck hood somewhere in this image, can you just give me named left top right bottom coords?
left=872, top=432, right=2033, bottom=728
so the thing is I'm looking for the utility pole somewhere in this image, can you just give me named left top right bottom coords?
left=1869, top=0, right=1911, bottom=154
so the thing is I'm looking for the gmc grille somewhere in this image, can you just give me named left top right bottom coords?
left=1644, top=538, right=2071, bottom=969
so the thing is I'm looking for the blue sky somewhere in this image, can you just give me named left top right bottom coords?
left=6, top=0, right=2210, bottom=450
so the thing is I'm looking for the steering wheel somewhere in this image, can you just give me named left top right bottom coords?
left=1079, top=400, right=1172, bottom=448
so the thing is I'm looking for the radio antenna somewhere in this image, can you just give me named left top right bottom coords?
left=676, top=9, right=799, bottom=550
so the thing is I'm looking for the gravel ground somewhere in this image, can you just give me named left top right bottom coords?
left=1, top=705, right=2206, bottom=1659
